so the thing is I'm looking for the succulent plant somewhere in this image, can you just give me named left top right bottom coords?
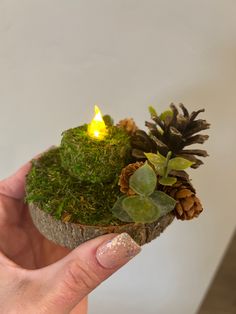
left=111, top=162, right=176, bottom=223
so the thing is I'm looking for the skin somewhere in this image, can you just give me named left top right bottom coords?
left=0, top=157, right=136, bottom=313
left=0, top=161, right=88, bottom=313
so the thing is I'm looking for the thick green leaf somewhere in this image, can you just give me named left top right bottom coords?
left=150, top=191, right=176, bottom=216
left=168, top=157, right=194, bottom=170
left=160, top=110, right=173, bottom=121
left=129, top=162, right=157, bottom=196
left=159, top=176, right=177, bottom=186
left=110, top=196, right=133, bottom=222
left=154, top=165, right=165, bottom=177
left=148, top=106, right=158, bottom=118
left=145, top=152, right=166, bottom=165
left=122, top=195, right=160, bottom=223
left=144, top=152, right=166, bottom=176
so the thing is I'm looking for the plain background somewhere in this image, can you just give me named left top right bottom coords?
left=0, top=1, right=235, bottom=313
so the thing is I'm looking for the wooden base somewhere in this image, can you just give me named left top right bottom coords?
left=29, top=203, right=175, bottom=249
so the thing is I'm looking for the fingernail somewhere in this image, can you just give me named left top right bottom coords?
left=33, top=146, right=57, bottom=160
left=96, top=233, right=141, bottom=269
left=47, top=145, right=57, bottom=151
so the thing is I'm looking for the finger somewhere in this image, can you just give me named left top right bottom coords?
left=70, top=297, right=88, bottom=314
left=0, top=249, right=20, bottom=268
left=0, top=147, right=55, bottom=200
left=36, top=233, right=141, bottom=313
left=0, top=162, right=32, bottom=200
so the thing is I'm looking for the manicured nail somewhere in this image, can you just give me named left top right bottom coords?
left=47, top=145, right=57, bottom=151
left=96, top=233, right=141, bottom=269
left=32, top=146, right=57, bottom=160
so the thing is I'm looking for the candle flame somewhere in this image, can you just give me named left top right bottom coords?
left=88, top=105, right=108, bottom=140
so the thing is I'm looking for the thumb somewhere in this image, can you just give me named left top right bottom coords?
left=38, top=233, right=141, bottom=313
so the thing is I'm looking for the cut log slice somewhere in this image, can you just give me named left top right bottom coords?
left=29, top=203, right=175, bottom=249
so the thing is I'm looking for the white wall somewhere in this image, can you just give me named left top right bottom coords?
left=0, top=1, right=236, bottom=313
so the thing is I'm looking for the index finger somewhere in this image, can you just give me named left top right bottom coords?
left=0, top=147, right=54, bottom=200
left=0, top=162, right=32, bottom=200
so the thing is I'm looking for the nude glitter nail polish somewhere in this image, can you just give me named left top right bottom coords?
left=96, top=233, right=141, bottom=269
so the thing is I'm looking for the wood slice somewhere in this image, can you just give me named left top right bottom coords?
left=29, top=203, right=175, bottom=249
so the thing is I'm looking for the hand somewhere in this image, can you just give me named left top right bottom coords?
left=0, top=156, right=141, bottom=314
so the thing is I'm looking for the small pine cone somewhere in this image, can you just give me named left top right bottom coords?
left=164, top=181, right=203, bottom=220
left=119, top=162, right=144, bottom=195
left=117, top=118, right=138, bottom=135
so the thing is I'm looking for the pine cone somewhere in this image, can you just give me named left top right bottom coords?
left=117, top=118, right=138, bottom=136
left=163, top=180, right=203, bottom=220
left=131, top=104, right=210, bottom=168
left=119, top=162, right=144, bottom=195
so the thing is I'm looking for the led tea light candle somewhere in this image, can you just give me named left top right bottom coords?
left=87, top=105, right=108, bottom=140
left=60, top=105, right=131, bottom=183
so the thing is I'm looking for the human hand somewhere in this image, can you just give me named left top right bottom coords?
left=0, top=156, right=141, bottom=314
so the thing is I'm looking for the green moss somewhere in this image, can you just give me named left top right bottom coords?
left=60, top=125, right=131, bottom=184
left=26, top=148, right=123, bottom=226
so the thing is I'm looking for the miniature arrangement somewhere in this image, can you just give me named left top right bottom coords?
left=26, top=104, right=210, bottom=248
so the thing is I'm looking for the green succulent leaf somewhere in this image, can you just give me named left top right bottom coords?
left=168, top=157, right=194, bottom=170
left=159, top=176, right=177, bottom=186
left=129, top=162, right=157, bottom=196
left=122, top=195, right=160, bottom=223
left=111, top=196, right=134, bottom=222
left=160, top=109, right=173, bottom=121
left=148, top=106, right=158, bottom=118
left=144, top=152, right=166, bottom=176
left=145, top=152, right=166, bottom=165
left=150, top=191, right=176, bottom=216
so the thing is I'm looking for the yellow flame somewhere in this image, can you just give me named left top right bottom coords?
left=87, top=105, right=108, bottom=140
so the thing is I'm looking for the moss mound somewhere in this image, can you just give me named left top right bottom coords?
left=60, top=125, right=131, bottom=184
left=26, top=148, right=123, bottom=226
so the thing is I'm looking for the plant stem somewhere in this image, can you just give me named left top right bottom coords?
left=163, top=151, right=172, bottom=178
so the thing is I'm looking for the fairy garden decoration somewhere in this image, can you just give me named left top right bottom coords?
left=26, top=104, right=210, bottom=249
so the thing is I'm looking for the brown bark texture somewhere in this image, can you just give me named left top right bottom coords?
left=29, top=203, right=175, bottom=249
